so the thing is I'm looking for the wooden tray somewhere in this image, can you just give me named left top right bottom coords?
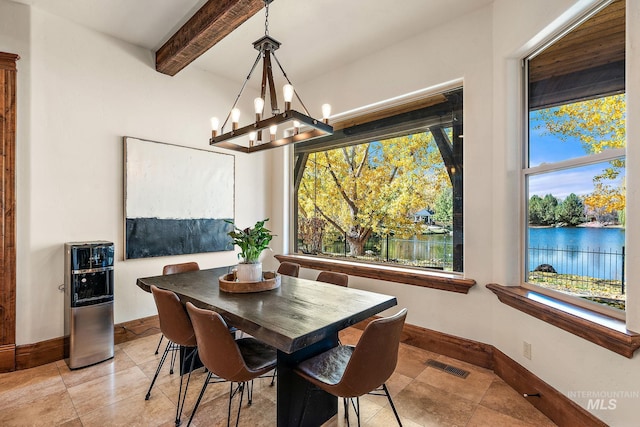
left=219, top=271, right=281, bottom=293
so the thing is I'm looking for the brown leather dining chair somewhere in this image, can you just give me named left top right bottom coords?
left=154, top=262, right=201, bottom=357
left=146, top=285, right=199, bottom=427
left=185, top=302, right=277, bottom=427
left=276, top=261, right=300, bottom=277
left=316, top=271, right=349, bottom=287
left=294, top=308, right=408, bottom=427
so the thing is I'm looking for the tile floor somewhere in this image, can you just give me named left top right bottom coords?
left=0, top=328, right=556, bottom=426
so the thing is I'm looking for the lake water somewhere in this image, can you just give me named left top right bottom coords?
left=528, top=227, right=625, bottom=280
left=324, top=227, right=625, bottom=279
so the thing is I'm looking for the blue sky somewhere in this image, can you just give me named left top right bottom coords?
left=528, top=115, right=624, bottom=200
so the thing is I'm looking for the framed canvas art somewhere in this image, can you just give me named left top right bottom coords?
left=124, top=137, right=234, bottom=259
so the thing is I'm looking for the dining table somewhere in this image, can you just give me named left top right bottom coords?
left=136, top=265, right=398, bottom=427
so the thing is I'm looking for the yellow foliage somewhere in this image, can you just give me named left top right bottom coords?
left=298, top=132, right=449, bottom=241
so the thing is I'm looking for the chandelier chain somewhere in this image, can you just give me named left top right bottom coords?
left=264, top=1, right=269, bottom=36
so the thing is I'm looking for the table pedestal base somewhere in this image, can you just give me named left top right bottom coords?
left=276, top=334, right=339, bottom=427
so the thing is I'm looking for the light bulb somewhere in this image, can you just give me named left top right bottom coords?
left=210, top=117, right=219, bottom=137
left=283, top=84, right=294, bottom=110
left=231, top=108, right=241, bottom=130
left=254, top=97, right=264, bottom=119
left=322, top=104, right=331, bottom=123
left=293, top=120, right=301, bottom=135
left=269, top=124, right=277, bottom=141
left=249, top=131, right=257, bottom=147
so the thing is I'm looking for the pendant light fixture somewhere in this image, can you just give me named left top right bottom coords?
left=209, top=0, right=333, bottom=153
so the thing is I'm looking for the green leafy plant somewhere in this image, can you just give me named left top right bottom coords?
left=226, top=218, right=274, bottom=264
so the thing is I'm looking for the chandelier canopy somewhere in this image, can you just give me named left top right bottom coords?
left=209, top=0, right=333, bottom=154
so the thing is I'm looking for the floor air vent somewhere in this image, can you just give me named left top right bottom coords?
left=426, top=359, right=470, bottom=378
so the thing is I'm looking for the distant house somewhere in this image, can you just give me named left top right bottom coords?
left=414, top=208, right=434, bottom=225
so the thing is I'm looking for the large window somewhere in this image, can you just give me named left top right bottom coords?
left=524, top=0, right=625, bottom=314
left=293, top=88, right=463, bottom=273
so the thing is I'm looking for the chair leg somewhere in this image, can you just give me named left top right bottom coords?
left=154, top=334, right=164, bottom=355
left=344, top=398, right=350, bottom=427
left=146, top=340, right=171, bottom=400
left=234, top=383, right=245, bottom=427
left=270, top=367, right=277, bottom=386
left=344, top=397, right=360, bottom=427
left=186, top=371, right=212, bottom=427
left=169, top=342, right=178, bottom=375
left=247, top=380, right=253, bottom=406
left=175, top=347, right=197, bottom=426
left=382, top=383, right=403, bottom=427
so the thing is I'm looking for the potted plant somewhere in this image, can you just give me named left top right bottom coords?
left=226, top=218, right=274, bottom=282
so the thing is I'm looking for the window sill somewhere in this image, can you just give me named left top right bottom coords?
left=486, top=283, right=640, bottom=358
left=275, top=254, right=476, bottom=294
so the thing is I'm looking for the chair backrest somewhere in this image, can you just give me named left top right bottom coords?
left=186, top=302, right=255, bottom=383
left=150, top=285, right=197, bottom=347
left=277, top=262, right=300, bottom=277
left=162, top=262, right=200, bottom=275
left=337, top=308, right=407, bottom=397
left=316, top=271, right=349, bottom=287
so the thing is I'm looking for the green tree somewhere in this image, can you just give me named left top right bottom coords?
left=528, top=195, right=544, bottom=225
left=540, top=194, right=558, bottom=225
left=433, top=187, right=452, bottom=225
left=556, top=193, right=585, bottom=226
left=298, top=132, right=448, bottom=255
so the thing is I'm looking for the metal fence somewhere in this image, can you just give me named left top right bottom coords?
left=318, top=233, right=453, bottom=270
left=528, top=246, right=625, bottom=295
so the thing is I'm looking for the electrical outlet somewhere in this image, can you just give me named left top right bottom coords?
left=523, top=341, right=532, bottom=360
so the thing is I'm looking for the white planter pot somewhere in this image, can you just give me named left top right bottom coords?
left=236, top=262, right=262, bottom=282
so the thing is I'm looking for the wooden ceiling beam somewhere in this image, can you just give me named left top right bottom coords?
left=156, top=0, right=266, bottom=76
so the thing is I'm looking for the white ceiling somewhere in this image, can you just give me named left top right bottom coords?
left=11, top=0, right=492, bottom=83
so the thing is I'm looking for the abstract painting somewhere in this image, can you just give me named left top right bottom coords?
left=124, top=137, right=234, bottom=259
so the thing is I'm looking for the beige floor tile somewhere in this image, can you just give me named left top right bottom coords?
left=56, top=348, right=137, bottom=388
left=393, top=379, right=477, bottom=426
left=467, top=404, right=552, bottom=427
left=67, top=366, right=149, bottom=416
left=119, top=333, right=166, bottom=365
left=0, top=363, right=67, bottom=411
left=158, top=370, right=230, bottom=411
left=414, top=355, right=495, bottom=404
left=395, top=343, right=440, bottom=379
left=79, top=389, right=177, bottom=427
left=57, top=418, right=84, bottom=427
left=479, top=378, right=556, bottom=426
left=365, top=405, right=422, bottom=427
left=0, top=390, right=78, bottom=426
left=188, top=384, right=276, bottom=427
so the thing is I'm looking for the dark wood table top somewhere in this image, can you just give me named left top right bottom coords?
left=137, top=266, right=397, bottom=354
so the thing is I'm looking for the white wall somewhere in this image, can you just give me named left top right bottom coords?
left=273, top=1, right=640, bottom=425
left=0, top=3, right=271, bottom=344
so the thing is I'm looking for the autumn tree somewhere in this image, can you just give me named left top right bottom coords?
left=298, top=132, right=447, bottom=256
left=433, top=187, right=453, bottom=225
left=535, top=94, right=625, bottom=221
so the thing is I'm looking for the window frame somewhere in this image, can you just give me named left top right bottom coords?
left=288, top=87, right=473, bottom=293
left=520, top=0, right=626, bottom=320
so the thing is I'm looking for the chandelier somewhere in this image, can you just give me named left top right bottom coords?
left=209, top=0, right=333, bottom=154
